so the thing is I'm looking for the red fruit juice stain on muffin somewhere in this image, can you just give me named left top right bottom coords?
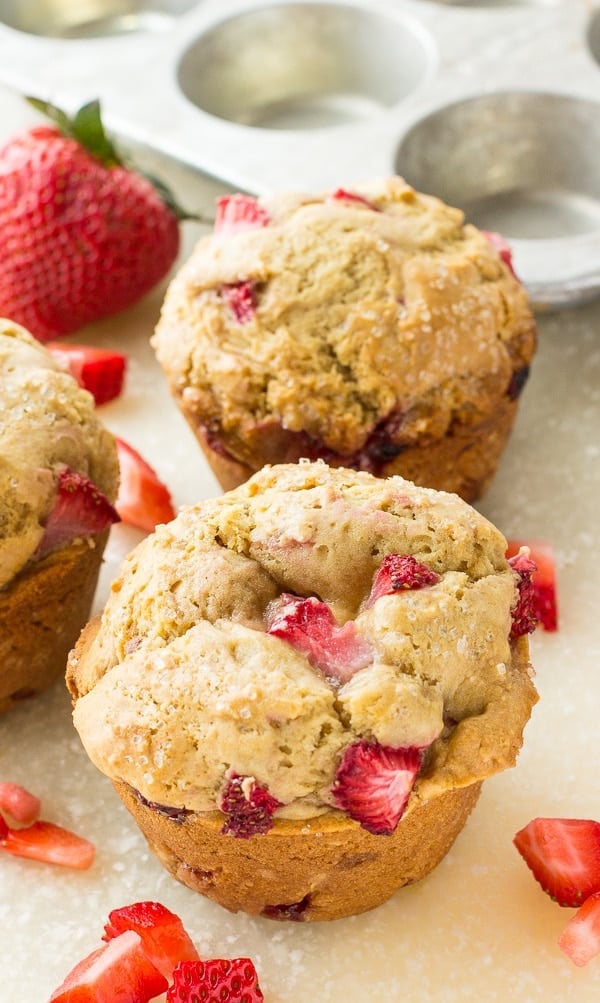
left=262, top=894, right=312, bottom=921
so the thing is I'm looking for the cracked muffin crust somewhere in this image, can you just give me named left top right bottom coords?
left=152, top=177, right=537, bottom=499
left=0, top=320, right=119, bottom=712
left=68, top=461, right=537, bottom=920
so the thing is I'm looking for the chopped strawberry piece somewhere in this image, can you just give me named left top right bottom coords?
left=508, top=546, right=539, bottom=639
left=0, top=781, right=41, bottom=826
left=1, top=819, right=95, bottom=869
left=482, top=230, right=518, bottom=279
left=558, top=891, right=600, bottom=967
left=506, top=539, right=558, bottom=632
left=219, top=772, right=281, bottom=838
left=0, top=814, right=8, bottom=840
left=103, top=901, right=199, bottom=980
left=167, top=957, right=264, bottom=1003
left=514, top=818, right=600, bottom=907
left=214, top=194, right=270, bottom=237
left=37, top=467, right=120, bottom=557
left=366, top=553, right=440, bottom=607
left=332, top=740, right=422, bottom=835
left=115, top=437, right=175, bottom=533
left=49, top=929, right=168, bottom=1003
left=330, top=188, right=380, bottom=211
left=47, top=342, right=127, bottom=406
left=266, top=593, right=373, bottom=685
left=220, top=280, right=257, bottom=323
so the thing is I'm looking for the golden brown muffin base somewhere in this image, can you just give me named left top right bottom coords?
left=179, top=393, right=519, bottom=501
left=0, top=532, right=109, bottom=714
left=114, top=778, right=482, bottom=922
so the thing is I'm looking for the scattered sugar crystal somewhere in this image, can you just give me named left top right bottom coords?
left=456, top=635, right=468, bottom=654
left=496, top=662, right=506, bottom=675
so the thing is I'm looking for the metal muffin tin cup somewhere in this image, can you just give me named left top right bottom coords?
left=0, top=0, right=598, bottom=307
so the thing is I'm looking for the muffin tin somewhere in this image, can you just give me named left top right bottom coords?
left=0, top=0, right=599, bottom=307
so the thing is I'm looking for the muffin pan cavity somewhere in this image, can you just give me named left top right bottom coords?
left=0, top=0, right=596, bottom=306
left=0, top=0, right=196, bottom=38
left=177, top=4, right=433, bottom=130
left=396, top=91, right=600, bottom=306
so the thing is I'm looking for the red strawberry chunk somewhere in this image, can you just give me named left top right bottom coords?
left=49, top=929, right=168, bottom=1003
left=167, top=957, right=264, bottom=1003
left=115, top=437, right=176, bottom=533
left=219, top=772, right=281, bottom=838
left=47, top=342, right=127, bottom=406
left=266, top=593, right=373, bottom=685
left=1, top=819, right=95, bottom=869
left=513, top=817, right=600, bottom=907
left=507, top=539, right=558, bottom=632
left=330, top=188, right=380, bottom=211
left=214, top=194, right=270, bottom=236
left=366, top=553, right=440, bottom=607
left=332, top=740, right=422, bottom=835
left=558, top=891, right=600, bottom=967
left=103, top=901, right=199, bottom=980
left=482, top=230, right=518, bottom=279
left=0, top=781, right=41, bottom=826
left=37, top=467, right=120, bottom=557
left=220, top=281, right=257, bottom=323
left=508, top=546, right=539, bottom=639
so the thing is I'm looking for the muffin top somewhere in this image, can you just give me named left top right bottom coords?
left=152, top=176, right=536, bottom=467
left=0, top=320, right=119, bottom=589
left=70, top=461, right=537, bottom=833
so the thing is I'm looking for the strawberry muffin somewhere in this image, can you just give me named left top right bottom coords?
left=152, top=177, right=536, bottom=501
left=0, top=320, right=120, bottom=713
left=68, top=461, right=537, bottom=921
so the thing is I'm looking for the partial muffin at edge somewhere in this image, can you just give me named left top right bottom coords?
left=0, top=320, right=119, bottom=712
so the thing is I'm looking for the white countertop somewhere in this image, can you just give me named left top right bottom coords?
left=0, top=86, right=599, bottom=1003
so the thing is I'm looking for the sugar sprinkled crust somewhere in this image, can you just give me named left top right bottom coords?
left=152, top=176, right=536, bottom=496
left=69, top=461, right=537, bottom=822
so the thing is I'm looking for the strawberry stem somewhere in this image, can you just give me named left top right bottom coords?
left=26, top=96, right=206, bottom=223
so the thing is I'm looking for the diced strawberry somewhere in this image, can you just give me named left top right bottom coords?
left=37, top=467, right=120, bottom=557
left=115, top=437, right=176, bottom=533
left=219, top=772, right=281, bottom=838
left=1, top=819, right=95, bottom=869
left=482, top=230, right=518, bottom=279
left=330, top=188, right=380, bottom=211
left=220, top=281, right=257, bottom=323
left=47, top=343, right=127, bottom=406
left=49, top=929, right=168, bottom=1003
left=214, top=194, right=270, bottom=237
left=167, top=957, right=264, bottom=1003
left=508, top=546, right=539, bottom=639
left=103, top=902, right=199, bottom=980
left=513, top=818, right=600, bottom=907
left=506, top=539, right=558, bottom=632
left=266, top=593, right=373, bottom=685
left=332, top=740, right=422, bottom=835
left=366, top=553, right=440, bottom=607
left=558, top=891, right=600, bottom=967
left=0, top=781, right=41, bottom=826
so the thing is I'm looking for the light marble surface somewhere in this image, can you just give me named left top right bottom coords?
left=0, top=86, right=599, bottom=1003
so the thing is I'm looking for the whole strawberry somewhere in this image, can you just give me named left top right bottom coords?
left=0, top=98, right=185, bottom=341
